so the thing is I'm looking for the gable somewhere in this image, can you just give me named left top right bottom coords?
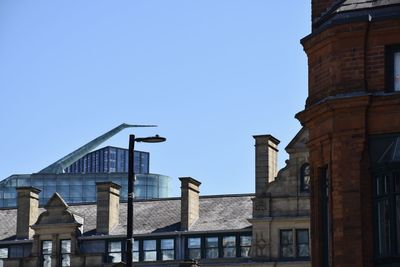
left=33, top=193, right=82, bottom=226
left=285, top=127, right=309, bottom=154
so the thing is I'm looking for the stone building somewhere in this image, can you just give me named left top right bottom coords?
left=296, top=0, right=400, bottom=266
left=251, top=129, right=310, bottom=262
left=0, top=131, right=310, bottom=267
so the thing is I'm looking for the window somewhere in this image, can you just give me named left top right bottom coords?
left=222, top=236, right=236, bottom=258
left=205, top=237, right=219, bottom=259
left=160, top=239, right=174, bottom=260
left=132, top=240, right=139, bottom=262
left=386, top=45, right=400, bottom=92
left=107, top=241, right=122, bottom=263
left=296, top=229, right=310, bottom=258
left=187, top=237, right=201, bottom=260
left=41, top=241, right=52, bottom=267
left=240, top=235, right=252, bottom=257
left=319, top=166, right=330, bottom=267
left=143, top=240, right=156, bottom=261
left=370, top=135, right=400, bottom=265
left=0, top=248, right=8, bottom=258
left=186, top=234, right=252, bottom=260
left=60, top=240, right=71, bottom=267
left=280, top=230, right=294, bottom=258
left=374, top=170, right=400, bottom=259
left=80, top=240, right=105, bottom=254
left=9, top=244, right=31, bottom=257
left=300, top=163, right=310, bottom=192
left=0, top=248, right=8, bottom=267
left=280, top=229, right=310, bottom=259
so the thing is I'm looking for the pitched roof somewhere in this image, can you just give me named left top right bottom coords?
left=0, top=194, right=253, bottom=241
left=310, top=0, right=400, bottom=33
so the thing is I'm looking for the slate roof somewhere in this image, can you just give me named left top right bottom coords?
left=304, top=0, right=400, bottom=41
left=336, top=0, right=400, bottom=12
left=0, top=194, right=253, bottom=241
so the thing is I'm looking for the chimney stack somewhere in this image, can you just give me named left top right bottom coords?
left=253, top=135, right=280, bottom=197
left=179, top=177, right=201, bottom=231
left=96, top=182, right=121, bottom=234
left=16, top=187, right=41, bottom=239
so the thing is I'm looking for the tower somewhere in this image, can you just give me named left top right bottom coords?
left=296, top=1, right=400, bottom=266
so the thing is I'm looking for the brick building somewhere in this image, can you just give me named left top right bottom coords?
left=296, top=0, right=400, bottom=266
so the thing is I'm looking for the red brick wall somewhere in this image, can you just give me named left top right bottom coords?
left=303, top=20, right=400, bottom=106
left=298, top=13, right=400, bottom=267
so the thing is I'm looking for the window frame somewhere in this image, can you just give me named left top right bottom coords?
left=385, top=44, right=400, bottom=92
left=160, top=238, right=175, bottom=261
left=132, top=239, right=139, bottom=262
left=222, top=236, right=237, bottom=258
left=142, top=239, right=157, bottom=262
left=0, top=247, right=8, bottom=267
left=205, top=236, right=219, bottom=259
left=41, top=240, right=52, bottom=267
left=373, top=164, right=400, bottom=264
left=0, top=247, right=8, bottom=259
left=280, top=229, right=294, bottom=259
left=187, top=237, right=202, bottom=260
left=60, top=240, right=71, bottom=267
left=106, top=240, right=123, bottom=264
left=185, top=233, right=252, bottom=260
left=279, top=229, right=310, bottom=260
left=296, top=229, right=310, bottom=259
left=239, top=235, right=252, bottom=258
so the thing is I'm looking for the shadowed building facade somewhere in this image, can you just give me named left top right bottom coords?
left=296, top=1, right=400, bottom=266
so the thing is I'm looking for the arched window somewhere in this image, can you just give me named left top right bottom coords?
left=300, top=163, right=310, bottom=192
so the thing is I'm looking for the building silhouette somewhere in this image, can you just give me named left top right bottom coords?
left=296, top=1, right=400, bottom=266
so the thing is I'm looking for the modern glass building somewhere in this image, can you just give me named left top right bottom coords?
left=0, top=123, right=171, bottom=208
left=64, top=146, right=149, bottom=174
left=0, top=172, right=170, bottom=207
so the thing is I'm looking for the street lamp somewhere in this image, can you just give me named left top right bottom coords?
left=126, top=134, right=166, bottom=267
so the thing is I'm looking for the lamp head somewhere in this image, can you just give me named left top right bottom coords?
left=135, top=135, right=166, bottom=143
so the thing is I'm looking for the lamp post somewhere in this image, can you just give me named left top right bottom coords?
left=126, top=134, right=166, bottom=267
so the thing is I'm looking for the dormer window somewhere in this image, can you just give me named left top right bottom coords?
left=386, top=45, right=400, bottom=92
left=300, top=163, right=311, bottom=192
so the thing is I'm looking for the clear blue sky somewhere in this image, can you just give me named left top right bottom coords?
left=0, top=1, right=310, bottom=197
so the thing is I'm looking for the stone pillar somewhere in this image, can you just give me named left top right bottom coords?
left=179, top=177, right=201, bottom=231
left=16, top=187, right=41, bottom=239
left=253, top=135, right=280, bottom=197
left=96, top=182, right=121, bottom=234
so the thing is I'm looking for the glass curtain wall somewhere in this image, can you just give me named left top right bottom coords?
left=0, top=173, right=170, bottom=208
